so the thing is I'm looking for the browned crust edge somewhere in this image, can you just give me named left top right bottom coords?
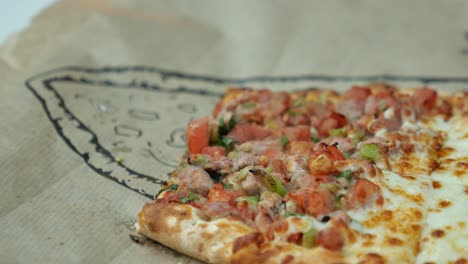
left=137, top=202, right=344, bottom=264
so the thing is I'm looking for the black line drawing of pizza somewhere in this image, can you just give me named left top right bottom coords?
left=26, top=66, right=468, bottom=199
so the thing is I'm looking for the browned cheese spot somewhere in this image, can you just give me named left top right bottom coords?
left=432, top=181, right=442, bottom=189
left=465, top=186, right=468, bottom=195
left=429, top=160, right=439, bottom=171
left=457, top=162, right=468, bottom=170
left=382, top=210, right=393, bottom=221
left=282, top=254, right=295, bottom=264
left=401, top=143, right=415, bottom=154
left=387, top=237, right=403, bottom=246
left=200, top=231, right=214, bottom=240
left=439, top=200, right=452, bottom=208
left=414, top=209, right=423, bottom=220
left=273, top=219, right=289, bottom=233
left=358, top=253, right=385, bottom=264
left=455, top=170, right=466, bottom=177
left=232, top=232, right=264, bottom=254
left=455, top=258, right=467, bottom=264
left=411, top=224, right=421, bottom=232
left=431, top=229, right=445, bottom=238
left=438, top=147, right=454, bottom=157
left=458, top=222, right=466, bottom=228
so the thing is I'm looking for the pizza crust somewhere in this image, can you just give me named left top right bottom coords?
left=137, top=202, right=344, bottom=264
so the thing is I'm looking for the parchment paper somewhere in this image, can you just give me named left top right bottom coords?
left=0, top=0, right=467, bottom=263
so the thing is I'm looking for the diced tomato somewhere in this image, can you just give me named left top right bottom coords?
left=207, top=183, right=241, bottom=203
left=262, top=148, right=283, bottom=160
left=186, top=117, right=210, bottom=155
left=201, top=146, right=226, bottom=161
left=316, top=226, right=345, bottom=251
left=308, top=154, right=334, bottom=175
left=271, top=159, right=287, bottom=179
left=325, top=145, right=346, bottom=161
left=345, top=178, right=384, bottom=209
left=413, top=87, right=438, bottom=113
left=308, top=144, right=345, bottom=174
left=330, top=112, right=347, bottom=128
left=318, top=117, right=337, bottom=137
left=304, top=189, right=334, bottom=217
left=287, top=141, right=314, bottom=155
left=310, top=144, right=345, bottom=162
left=318, top=112, right=348, bottom=137
left=257, top=89, right=273, bottom=102
left=287, top=233, right=303, bottom=245
left=227, top=123, right=272, bottom=143
left=283, top=126, right=311, bottom=141
left=212, top=100, right=224, bottom=118
left=290, top=188, right=334, bottom=218
left=270, top=92, right=291, bottom=115
left=344, top=86, right=372, bottom=100
left=233, top=201, right=256, bottom=224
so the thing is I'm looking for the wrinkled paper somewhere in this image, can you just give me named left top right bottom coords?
left=0, top=0, right=467, bottom=263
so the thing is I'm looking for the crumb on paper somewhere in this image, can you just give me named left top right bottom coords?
left=116, top=157, right=124, bottom=163
left=129, top=234, right=146, bottom=245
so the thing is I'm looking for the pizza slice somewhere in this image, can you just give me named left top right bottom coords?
left=136, top=85, right=467, bottom=263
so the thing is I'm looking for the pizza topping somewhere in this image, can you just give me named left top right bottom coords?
left=301, top=228, right=318, bottom=248
left=255, top=192, right=283, bottom=236
left=186, top=116, right=210, bottom=155
left=241, top=172, right=266, bottom=195
left=232, top=232, right=265, bottom=253
left=412, top=87, right=437, bottom=114
left=359, top=143, right=381, bottom=162
left=257, top=170, right=287, bottom=197
left=179, top=192, right=198, bottom=204
left=345, top=178, right=384, bottom=209
left=315, top=226, right=345, bottom=251
left=176, top=165, right=214, bottom=195
left=290, top=188, right=335, bottom=218
left=227, top=123, right=272, bottom=143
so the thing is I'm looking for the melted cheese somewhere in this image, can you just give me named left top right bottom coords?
left=416, top=116, right=468, bottom=263
left=345, top=114, right=468, bottom=263
left=345, top=170, right=430, bottom=263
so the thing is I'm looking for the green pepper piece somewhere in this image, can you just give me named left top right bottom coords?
left=243, top=196, right=259, bottom=206
left=221, top=181, right=234, bottom=190
left=329, top=128, right=347, bottom=137
left=192, top=154, right=210, bottom=166
left=180, top=192, right=198, bottom=204
left=218, top=117, right=236, bottom=136
left=310, top=136, right=320, bottom=143
left=280, top=136, right=289, bottom=148
left=237, top=166, right=253, bottom=181
left=261, top=173, right=287, bottom=197
left=242, top=101, right=256, bottom=109
left=302, top=228, right=317, bottom=248
left=359, top=143, right=380, bottom=162
left=218, top=137, right=237, bottom=151
left=336, top=170, right=353, bottom=182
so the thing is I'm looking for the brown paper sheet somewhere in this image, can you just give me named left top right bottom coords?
left=0, top=0, right=467, bottom=263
